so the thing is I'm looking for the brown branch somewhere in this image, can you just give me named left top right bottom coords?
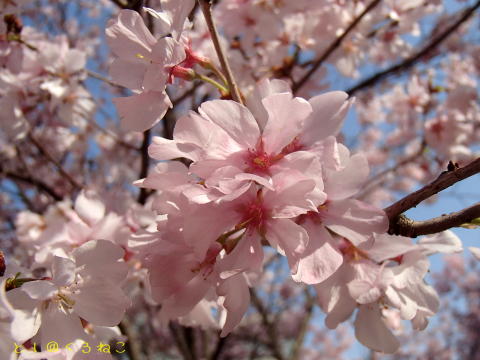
left=385, top=157, right=480, bottom=236
left=389, top=203, right=480, bottom=237
left=250, top=289, right=285, bottom=360
left=209, top=335, right=228, bottom=360
left=199, top=0, right=243, bottom=104
left=292, top=0, right=382, bottom=94
left=347, top=0, right=480, bottom=95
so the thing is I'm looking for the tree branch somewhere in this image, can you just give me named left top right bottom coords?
left=209, top=335, right=228, bottom=360
left=347, top=0, right=480, bottom=95
left=137, top=129, right=152, bottom=204
left=250, top=289, right=285, bottom=360
left=389, top=203, right=480, bottom=237
left=292, top=0, right=382, bottom=94
left=289, top=290, right=314, bottom=360
left=199, top=0, right=243, bottom=104
left=137, top=1, right=153, bottom=205
left=385, top=158, right=480, bottom=236
left=119, top=318, right=145, bottom=360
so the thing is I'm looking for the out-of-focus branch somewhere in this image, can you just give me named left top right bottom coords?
left=28, top=133, right=82, bottom=190
left=169, top=323, right=196, bottom=360
left=389, top=202, right=480, bottom=237
left=0, top=250, right=6, bottom=276
left=199, top=0, right=243, bottom=104
left=347, top=0, right=480, bottom=95
left=250, top=289, right=285, bottom=360
left=292, top=0, right=382, bottom=94
left=110, top=0, right=143, bottom=11
left=209, top=335, right=228, bottom=360
left=289, top=290, right=315, bottom=360
left=385, top=158, right=480, bottom=235
left=2, top=166, right=63, bottom=201
left=119, top=318, right=145, bottom=360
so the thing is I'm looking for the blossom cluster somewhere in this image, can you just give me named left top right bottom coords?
left=133, top=77, right=462, bottom=351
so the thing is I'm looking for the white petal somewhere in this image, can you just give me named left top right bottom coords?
left=418, top=230, right=463, bottom=255
left=354, top=305, right=400, bottom=354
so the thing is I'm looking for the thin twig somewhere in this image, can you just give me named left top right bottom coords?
left=358, top=142, right=426, bottom=199
left=389, top=202, right=480, bottom=237
left=28, top=133, right=82, bottom=190
left=85, top=69, right=125, bottom=88
left=199, top=0, right=243, bottom=104
left=347, top=0, right=480, bottom=95
left=292, top=0, right=382, bottom=94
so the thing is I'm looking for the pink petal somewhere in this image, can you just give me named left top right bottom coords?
left=246, top=78, right=291, bottom=130
left=21, top=281, right=57, bottom=301
left=52, top=256, right=76, bottom=287
left=143, top=37, right=185, bottom=92
left=106, top=10, right=156, bottom=61
left=302, top=91, right=350, bottom=145
left=113, top=91, right=171, bottom=132
left=218, top=274, right=250, bottom=337
left=292, top=224, right=342, bottom=284
left=364, top=234, right=416, bottom=263
left=262, top=93, right=311, bottom=154
left=73, top=239, right=123, bottom=264
left=72, top=278, right=130, bottom=326
left=325, top=153, right=369, bottom=200
left=74, top=190, right=105, bottom=226
left=199, top=100, right=260, bottom=149
left=323, top=199, right=389, bottom=246
left=148, top=136, right=199, bottom=161
left=418, top=230, right=463, bottom=255
left=109, top=58, right=145, bottom=90
left=266, top=218, right=308, bottom=273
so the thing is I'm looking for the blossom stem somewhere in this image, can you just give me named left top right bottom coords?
left=199, top=0, right=244, bottom=104
left=195, top=73, right=229, bottom=96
